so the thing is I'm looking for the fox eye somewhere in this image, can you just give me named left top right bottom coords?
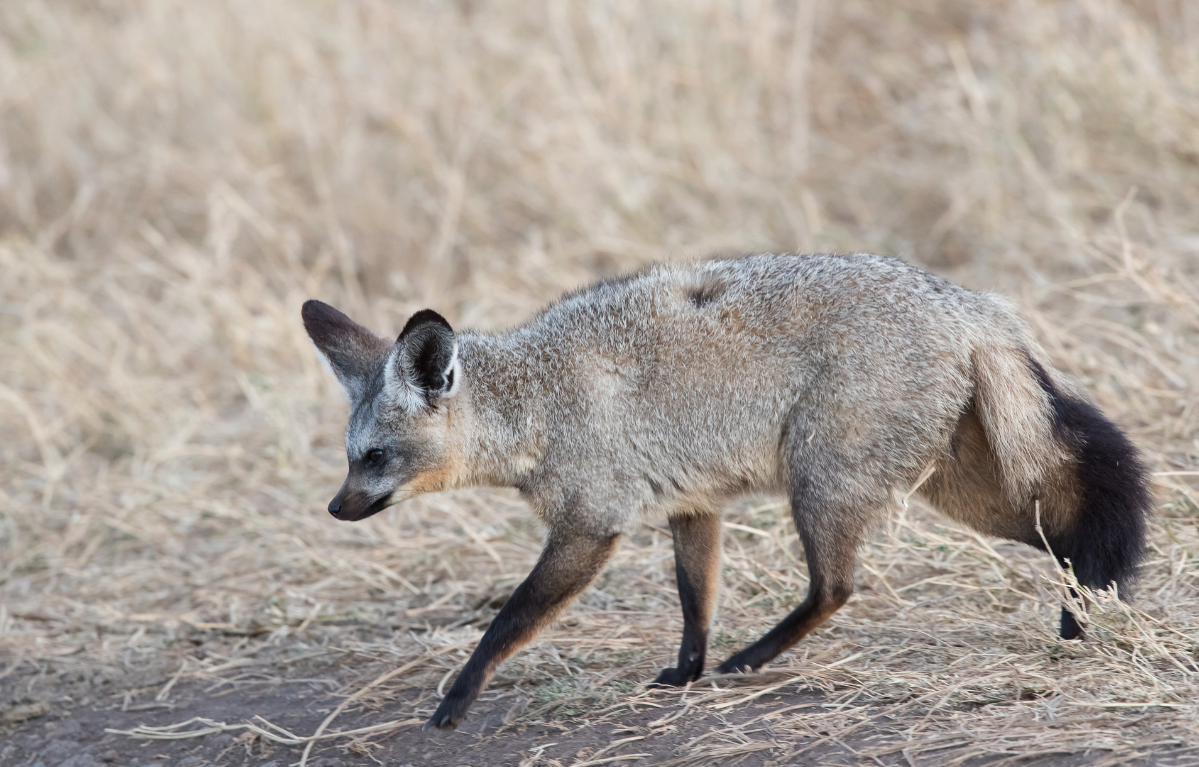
left=366, top=449, right=384, bottom=465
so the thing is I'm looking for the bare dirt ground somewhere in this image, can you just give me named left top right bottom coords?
left=4, top=625, right=1196, bottom=767
left=3, top=1, right=1199, bottom=765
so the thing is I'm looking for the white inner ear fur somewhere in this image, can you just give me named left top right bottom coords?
left=383, top=335, right=461, bottom=410
left=382, top=344, right=426, bottom=413
left=442, top=340, right=462, bottom=399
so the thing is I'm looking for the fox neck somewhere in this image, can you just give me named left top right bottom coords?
left=454, top=332, right=545, bottom=489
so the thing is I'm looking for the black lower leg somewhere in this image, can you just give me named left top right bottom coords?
left=1060, top=585, right=1084, bottom=640
left=717, top=495, right=858, bottom=674
left=716, top=590, right=846, bottom=673
left=426, top=532, right=617, bottom=730
left=1060, top=605, right=1083, bottom=640
left=653, top=513, right=721, bottom=687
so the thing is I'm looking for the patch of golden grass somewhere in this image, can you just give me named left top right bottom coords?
left=2, top=0, right=1198, bottom=762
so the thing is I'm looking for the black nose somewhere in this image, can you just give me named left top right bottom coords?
left=328, top=499, right=342, bottom=518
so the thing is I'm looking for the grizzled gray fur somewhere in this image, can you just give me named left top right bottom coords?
left=302, top=253, right=1151, bottom=731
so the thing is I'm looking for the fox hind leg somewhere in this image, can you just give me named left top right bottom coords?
left=1060, top=598, right=1084, bottom=640
left=652, top=511, right=722, bottom=687
left=717, top=486, right=866, bottom=674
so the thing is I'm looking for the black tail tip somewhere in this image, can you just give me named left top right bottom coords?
left=1027, top=357, right=1152, bottom=595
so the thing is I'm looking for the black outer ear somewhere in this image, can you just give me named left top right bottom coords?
left=396, top=309, right=457, bottom=402
left=301, top=300, right=390, bottom=394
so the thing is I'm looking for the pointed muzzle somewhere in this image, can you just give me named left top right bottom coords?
left=325, top=479, right=393, bottom=522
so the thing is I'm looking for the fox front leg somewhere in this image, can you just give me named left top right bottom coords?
left=426, top=531, right=619, bottom=730
left=652, top=512, right=722, bottom=687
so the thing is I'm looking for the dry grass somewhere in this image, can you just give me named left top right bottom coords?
left=2, top=0, right=1198, bottom=764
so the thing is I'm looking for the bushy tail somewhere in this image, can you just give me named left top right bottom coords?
left=972, top=343, right=1151, bottom=597
left=970, top=343, right=1068, bottom=503
left=1024, top=356, right=1151, bottom=596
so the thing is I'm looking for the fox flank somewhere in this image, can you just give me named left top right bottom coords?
left=301, top=253, right=1152, bottom=731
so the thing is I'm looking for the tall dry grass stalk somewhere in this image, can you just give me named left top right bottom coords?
left=2, top=0, right=1198, bottom=762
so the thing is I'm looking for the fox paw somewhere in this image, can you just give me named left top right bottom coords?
left=425, top=697, right=468, bottom=731
left=715, top=655, right=758, bottom=675
left=649, top=666, right=699, bottom=688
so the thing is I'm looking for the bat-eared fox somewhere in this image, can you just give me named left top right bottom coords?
left=302, top=253, right=1150, bottom=731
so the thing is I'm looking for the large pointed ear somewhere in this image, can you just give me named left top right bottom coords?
left=385, top=309, right=461, bottom=408
left=301, top=300, right=391, bottom=401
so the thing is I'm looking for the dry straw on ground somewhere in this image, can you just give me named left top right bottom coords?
left=2, top=0, right=1198, bottom=764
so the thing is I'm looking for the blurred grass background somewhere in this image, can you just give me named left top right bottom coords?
left=2, top=0, right=1198, bottom=762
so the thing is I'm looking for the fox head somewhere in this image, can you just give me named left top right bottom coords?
left=302, top=300, right=464, bottom=521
